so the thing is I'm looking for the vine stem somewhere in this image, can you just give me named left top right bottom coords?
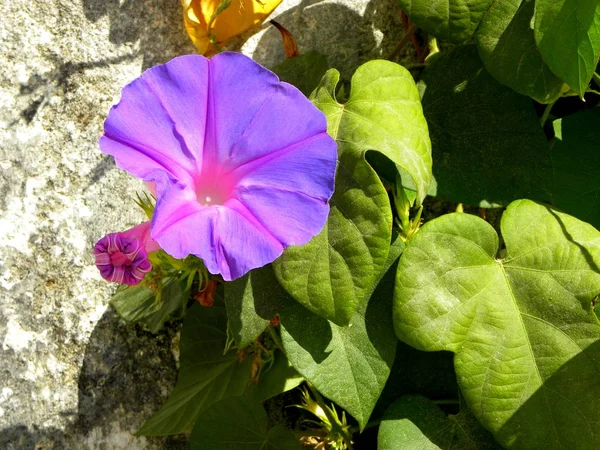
left=307, top=383, right=355, bottom=450
left=267, top=325, right=284, bottom=351
left=539, top=100, right=556, bottom=127
left=388, top=23, right=418, bottom=60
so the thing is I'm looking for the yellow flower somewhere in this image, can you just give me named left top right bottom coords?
left=182, top=0, right=282, bottom=55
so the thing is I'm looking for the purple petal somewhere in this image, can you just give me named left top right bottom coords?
left=151, top=181, right=283, bottom=280
left=231, top=186, right=330, bottom=246
left=233, top=132, right=337, bottom=200
left=204, top=53, right=329, bottom=171
left=102, top=53, right=338, bottom=281
left=100, top=56, right=210, bottom=184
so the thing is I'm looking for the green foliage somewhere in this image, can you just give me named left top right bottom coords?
left=551, top=108, right=600, bottom=230
left=476, top=0, right=564, bottom=103
left=534, top=0, right=600, bottom=96
left=137, top=302, right=252, bottom=436
left=244, top=349, right=304, bottom=403
left=401, top=0, right=600, bottom=98
left=274, top=60, right=431, bottom=326
left=271, top=50, right=329, bottom=96
left=378, top=396, right=500, bottom=449
left=372, top=341, right=458, bottom=419
left=224, top=265, right=283, bottom=348
left=190, top=396, right=301, bottom=450
left=398, top=0, right=492, bottom=42
left=419, top=45, right=552, bottom=206
left=280, top=239, right=403, bottom=430
left=394, top=200, right=600, bottom=448
left=110, top=279, right=185, bottom=333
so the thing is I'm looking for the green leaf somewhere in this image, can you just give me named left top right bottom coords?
left=224, top=265, right=284, bottom=348
left=394, top=200, right=600, bottom=448
left=534, top=0, right=600, bottom=96
left=378, top=396, right=500, bottom=450
left=271, top=50, right=329, bottom=96
left=551, top=109, right=600, bottom=230
left=314, top=61, right=433, bottom=206
left=419, top=45, right=551, bottom=206
left=190, top=396, right=301, bottom=450
left=476, top=0, right=564, bottom=103
left=137, top=302, right=252, bottom=436
left=245, top=349, right=304, bottom=403
left=373, top=341, right=457, bottom=419
left=379, top=396, right=448, bottom=450
left=110, top=279, right=185, bottom=333
left=274, top=61, right=431, bottom=325
left=398, top=0, right=492, bottom=42
left=279, top=239, right=403, bottom=430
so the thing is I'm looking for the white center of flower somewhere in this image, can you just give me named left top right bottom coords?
left=196, top=186, right=229, bottom=206
left=194, top=170, right=235, bottom=207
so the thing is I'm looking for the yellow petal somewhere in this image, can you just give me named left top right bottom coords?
left=182, top=0, right=282, bottom=55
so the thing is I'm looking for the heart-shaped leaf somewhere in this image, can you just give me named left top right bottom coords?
left=398, top=0, right=492, bottom=42
left=394, top=200, right=600, bottom=448
left=280, top=238, right=403, bottom=430
left=274, top=61, right=431, bottom=325
left=137, top=301, right=252, bottom=436
left=551, top=109, right=600, bottom=230
left=534, top=0, right=600, bottom=96
left=378, top=396, right=500, bottom=450
left=419, top=45, right=551, bottom=206
left=476, top=0, right=564, bottom=103
left=190, top=396, right=301, bottom=450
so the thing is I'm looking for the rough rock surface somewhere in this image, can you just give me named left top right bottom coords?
left=0, top=0, right=404, bottom=448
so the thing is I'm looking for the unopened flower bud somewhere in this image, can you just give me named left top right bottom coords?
left=94, top=221, right=160, bottom=286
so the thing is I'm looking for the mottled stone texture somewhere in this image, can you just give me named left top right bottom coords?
left=0, top=0, right=404, bottom=448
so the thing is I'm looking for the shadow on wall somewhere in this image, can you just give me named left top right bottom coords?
left=17, top=0, right=194, bottom=132
left=81, top=0, right=195, bottom=69
left=251, top=0, right=404, bottom=81
left=0, top=309, right=187, bottom=450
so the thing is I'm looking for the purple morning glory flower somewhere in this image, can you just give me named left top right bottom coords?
left=100, top=52, right=337, bottom=281
left=94, top=221, right=160, bottom=285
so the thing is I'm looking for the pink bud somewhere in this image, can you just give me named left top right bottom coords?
left=94, top=221, right=160, bottom=285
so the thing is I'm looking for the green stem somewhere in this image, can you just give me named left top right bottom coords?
left=539, top=100, right=556, bottom=127
left=209, top=35, right=224, bottom=53
left=267, top=325, right=284, bottom=351
left=307, top=383, right=355, bottom=450
left=593, top=72, right=600, bottom=86
left=388, top=23, right=418, bottom=60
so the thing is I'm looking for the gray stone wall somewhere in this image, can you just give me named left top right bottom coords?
left=0, top=1, right=404, bottom=448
